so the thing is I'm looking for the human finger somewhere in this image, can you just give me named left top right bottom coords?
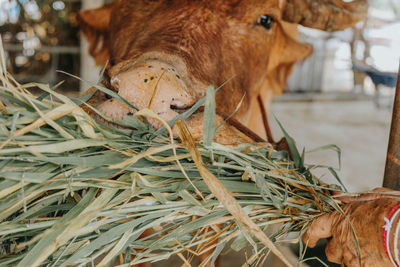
left=303, top=214, right=333, bottom=248
left=342, top=247, right=360, bottom=267
left=325, top=237, right=344, bottom=264
left=335, top=187, right=398, bottom=203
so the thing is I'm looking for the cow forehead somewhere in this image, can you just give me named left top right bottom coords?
left=109, top=0, right=283, bottom=62
left=112, top=0, right=283, bottom=19
left=109, top=0, right=285, bottom=55
left=107, top=0, right=305, bottom=89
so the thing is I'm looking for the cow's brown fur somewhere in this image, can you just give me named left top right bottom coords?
left=78, top=0, right=312, bottom=138
left=78, top=1, right=366, bottom=266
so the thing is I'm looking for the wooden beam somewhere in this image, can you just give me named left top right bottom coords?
left=80, top=0, right=104, bottom=91
left=383, top=64, right=400, bottom=189
left=3, top=44, right=80, bottom=54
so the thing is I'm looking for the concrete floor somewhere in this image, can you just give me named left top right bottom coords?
left=270, top=99, right=392, bottom=192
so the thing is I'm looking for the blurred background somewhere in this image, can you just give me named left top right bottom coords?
left=1, top=0, right=81, bottom=92
left=0, top=1, right=399, bottom=265
left=270, top=0, right=400, bottom=193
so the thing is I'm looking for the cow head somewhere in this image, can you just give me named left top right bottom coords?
left=78, top=0, right=367, bottom=140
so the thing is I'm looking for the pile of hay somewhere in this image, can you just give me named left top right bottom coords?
left=0, top=43, right=345, bottom=267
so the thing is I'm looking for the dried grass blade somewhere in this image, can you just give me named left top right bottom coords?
left=203, top=86, right=215, bottom=146
left=12, top=104, right=77, bottom=138
left=175, top=120, right=294, bottom=267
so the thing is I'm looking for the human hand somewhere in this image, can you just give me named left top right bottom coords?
left=303, top=188, right=400, bottom=266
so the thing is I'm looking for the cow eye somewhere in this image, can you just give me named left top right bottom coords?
left=258, top=15, right=274, bottom=30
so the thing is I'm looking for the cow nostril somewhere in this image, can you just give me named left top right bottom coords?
left=170, top=102, right=193, bottom=114
left=170, top=105, right=190, bottom=114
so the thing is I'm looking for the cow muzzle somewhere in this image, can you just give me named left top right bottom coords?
left=93, top=59, right=257, bottom=145
left=98, top=60, right=196, bottom=128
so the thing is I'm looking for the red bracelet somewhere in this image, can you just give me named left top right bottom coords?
left=383, top=203, right=400, bottom=267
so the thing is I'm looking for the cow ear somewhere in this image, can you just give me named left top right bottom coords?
left=78, top=3, right=113, bottom=66
left=266, top=22, right=312, bottom=95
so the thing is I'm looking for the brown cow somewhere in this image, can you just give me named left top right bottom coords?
left=78, top=0, right=366, bottom=265
left=78, top=0, right=367, bottom=145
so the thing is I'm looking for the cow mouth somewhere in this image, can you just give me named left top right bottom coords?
left=170, top=104, right=191, bottom=114
left=97, top=59, right=197, bottom=127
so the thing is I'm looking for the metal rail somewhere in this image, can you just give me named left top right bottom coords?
left=3, top=44, right=80, bottom=54
left=383, top=64, right=400, bottom=189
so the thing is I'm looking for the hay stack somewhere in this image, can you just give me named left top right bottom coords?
left=0, top=42, right=344, bottom=267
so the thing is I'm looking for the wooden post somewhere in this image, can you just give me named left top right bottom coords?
left=80, top=0, right=104, bottom=92
left=383, top=64, right=400, bottom=189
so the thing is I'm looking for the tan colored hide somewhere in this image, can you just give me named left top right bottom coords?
left=78, top=0, right=367, bottom=142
